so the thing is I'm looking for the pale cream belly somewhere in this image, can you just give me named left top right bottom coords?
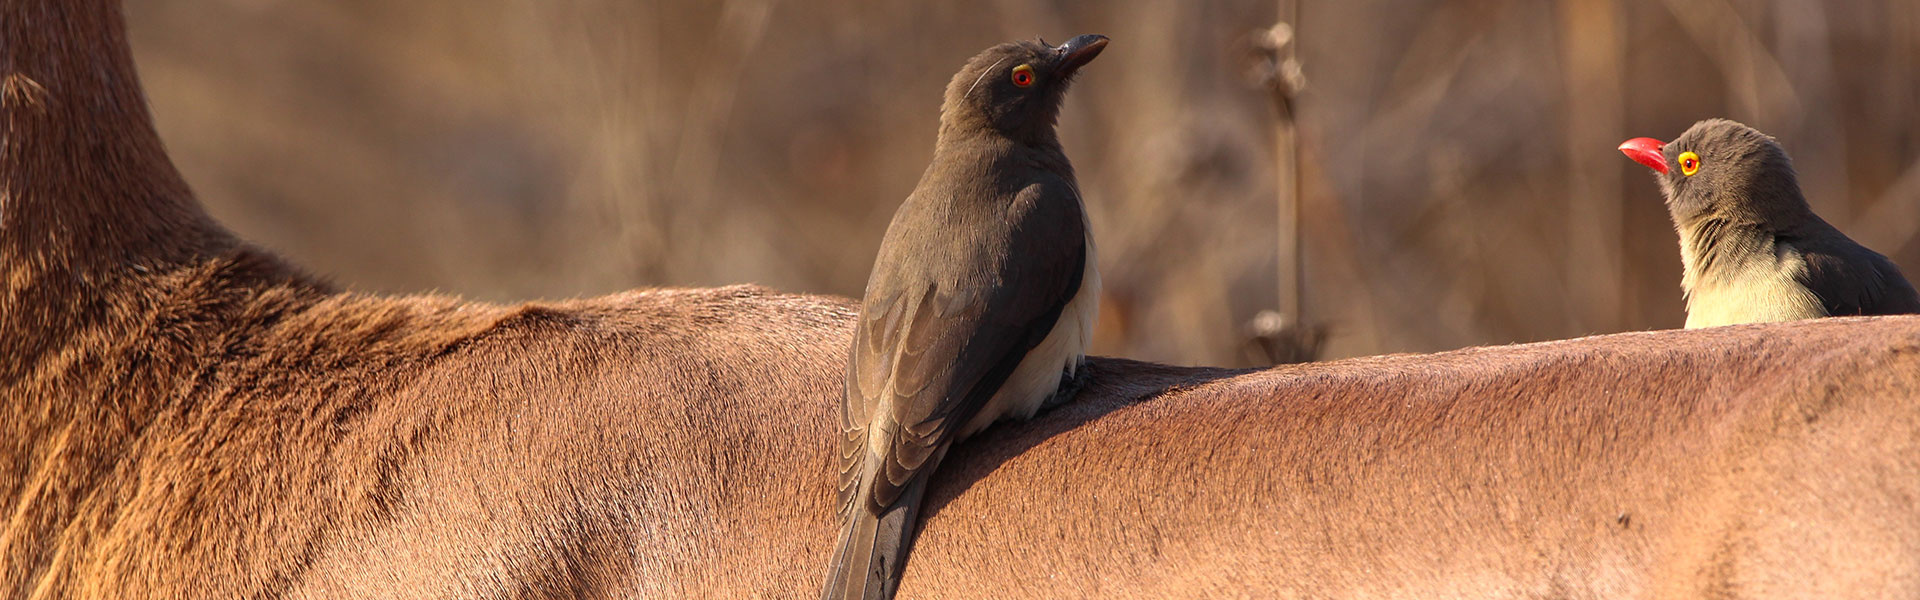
left=959, top=237, right=1099, bottom=438
left=1684, top=271, right=1825, bottom=328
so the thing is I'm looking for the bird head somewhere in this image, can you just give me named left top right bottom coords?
left=938, top=34, right=1108, bottom=145
left=1619, top=118, right=1810, bottom=227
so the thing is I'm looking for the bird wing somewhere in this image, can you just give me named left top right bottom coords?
left=1793, top=231, right=1920, bottom=317
left=837, top=179, right=1088, bottom=514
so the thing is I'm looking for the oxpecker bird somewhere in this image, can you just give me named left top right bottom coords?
left=1620, top=118, right=1919, bottom=328
left=821, top=34, right=1109, bottom=600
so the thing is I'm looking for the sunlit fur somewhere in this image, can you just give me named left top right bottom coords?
left=11, top=4, right=1920, bottom=598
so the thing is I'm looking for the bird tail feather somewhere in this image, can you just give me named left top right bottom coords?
left=819, top=476, right=928, bottom=600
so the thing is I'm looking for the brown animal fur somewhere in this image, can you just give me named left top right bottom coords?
left=6, top=1, right=1920, bottom=598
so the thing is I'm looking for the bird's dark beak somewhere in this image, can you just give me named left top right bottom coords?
left=1055, top=34, right=1109, bottom=74
left=1618, top=137, right=1669, bottom=174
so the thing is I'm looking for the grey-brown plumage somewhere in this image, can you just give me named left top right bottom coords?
left=1620, top=119, right=1919, bottom=328
left=821, top=35, right=1108, bottom=600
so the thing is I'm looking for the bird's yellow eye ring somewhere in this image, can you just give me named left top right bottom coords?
left=1011, top=64, right=1035, bottom=87
left=1678, top=151, right=1701, bottom=177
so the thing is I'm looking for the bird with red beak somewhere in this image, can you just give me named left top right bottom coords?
left=1620, top=119, right=1918, bottom=328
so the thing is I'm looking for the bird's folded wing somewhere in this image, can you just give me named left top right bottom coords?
left=839, top=182, right=1089, bottom=512
left=1797, top=241, right=1918, bottom=316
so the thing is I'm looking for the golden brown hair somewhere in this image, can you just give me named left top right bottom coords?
left=6, top=2, right=1920, bottom=598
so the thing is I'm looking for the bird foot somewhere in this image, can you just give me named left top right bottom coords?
left=1041, top=361, right=1092, bottom=410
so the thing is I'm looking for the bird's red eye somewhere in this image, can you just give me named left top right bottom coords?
left=1011, top=64, right=1035, bottom=87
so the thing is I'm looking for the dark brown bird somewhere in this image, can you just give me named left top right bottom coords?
left=822, top=35, right=1108, bottom=600
left=1620, top=119, right=1919, bottom=328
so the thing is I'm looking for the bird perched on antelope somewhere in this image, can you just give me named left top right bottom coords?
left=822, top=34, right=1108, bottom=600
left=1619, top=119, right=1919, bottom=328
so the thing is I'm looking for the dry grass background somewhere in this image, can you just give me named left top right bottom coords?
left=124, top=0, right=1920, bottom=365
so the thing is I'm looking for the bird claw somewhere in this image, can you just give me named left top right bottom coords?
left=1041, top=361, right=1092, bottom=410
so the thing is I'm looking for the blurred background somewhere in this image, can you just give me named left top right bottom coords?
left=124, top=0, right=1920, bottom=366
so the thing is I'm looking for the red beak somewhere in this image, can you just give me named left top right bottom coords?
left=1618, top=137, right=1668, bottom=174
